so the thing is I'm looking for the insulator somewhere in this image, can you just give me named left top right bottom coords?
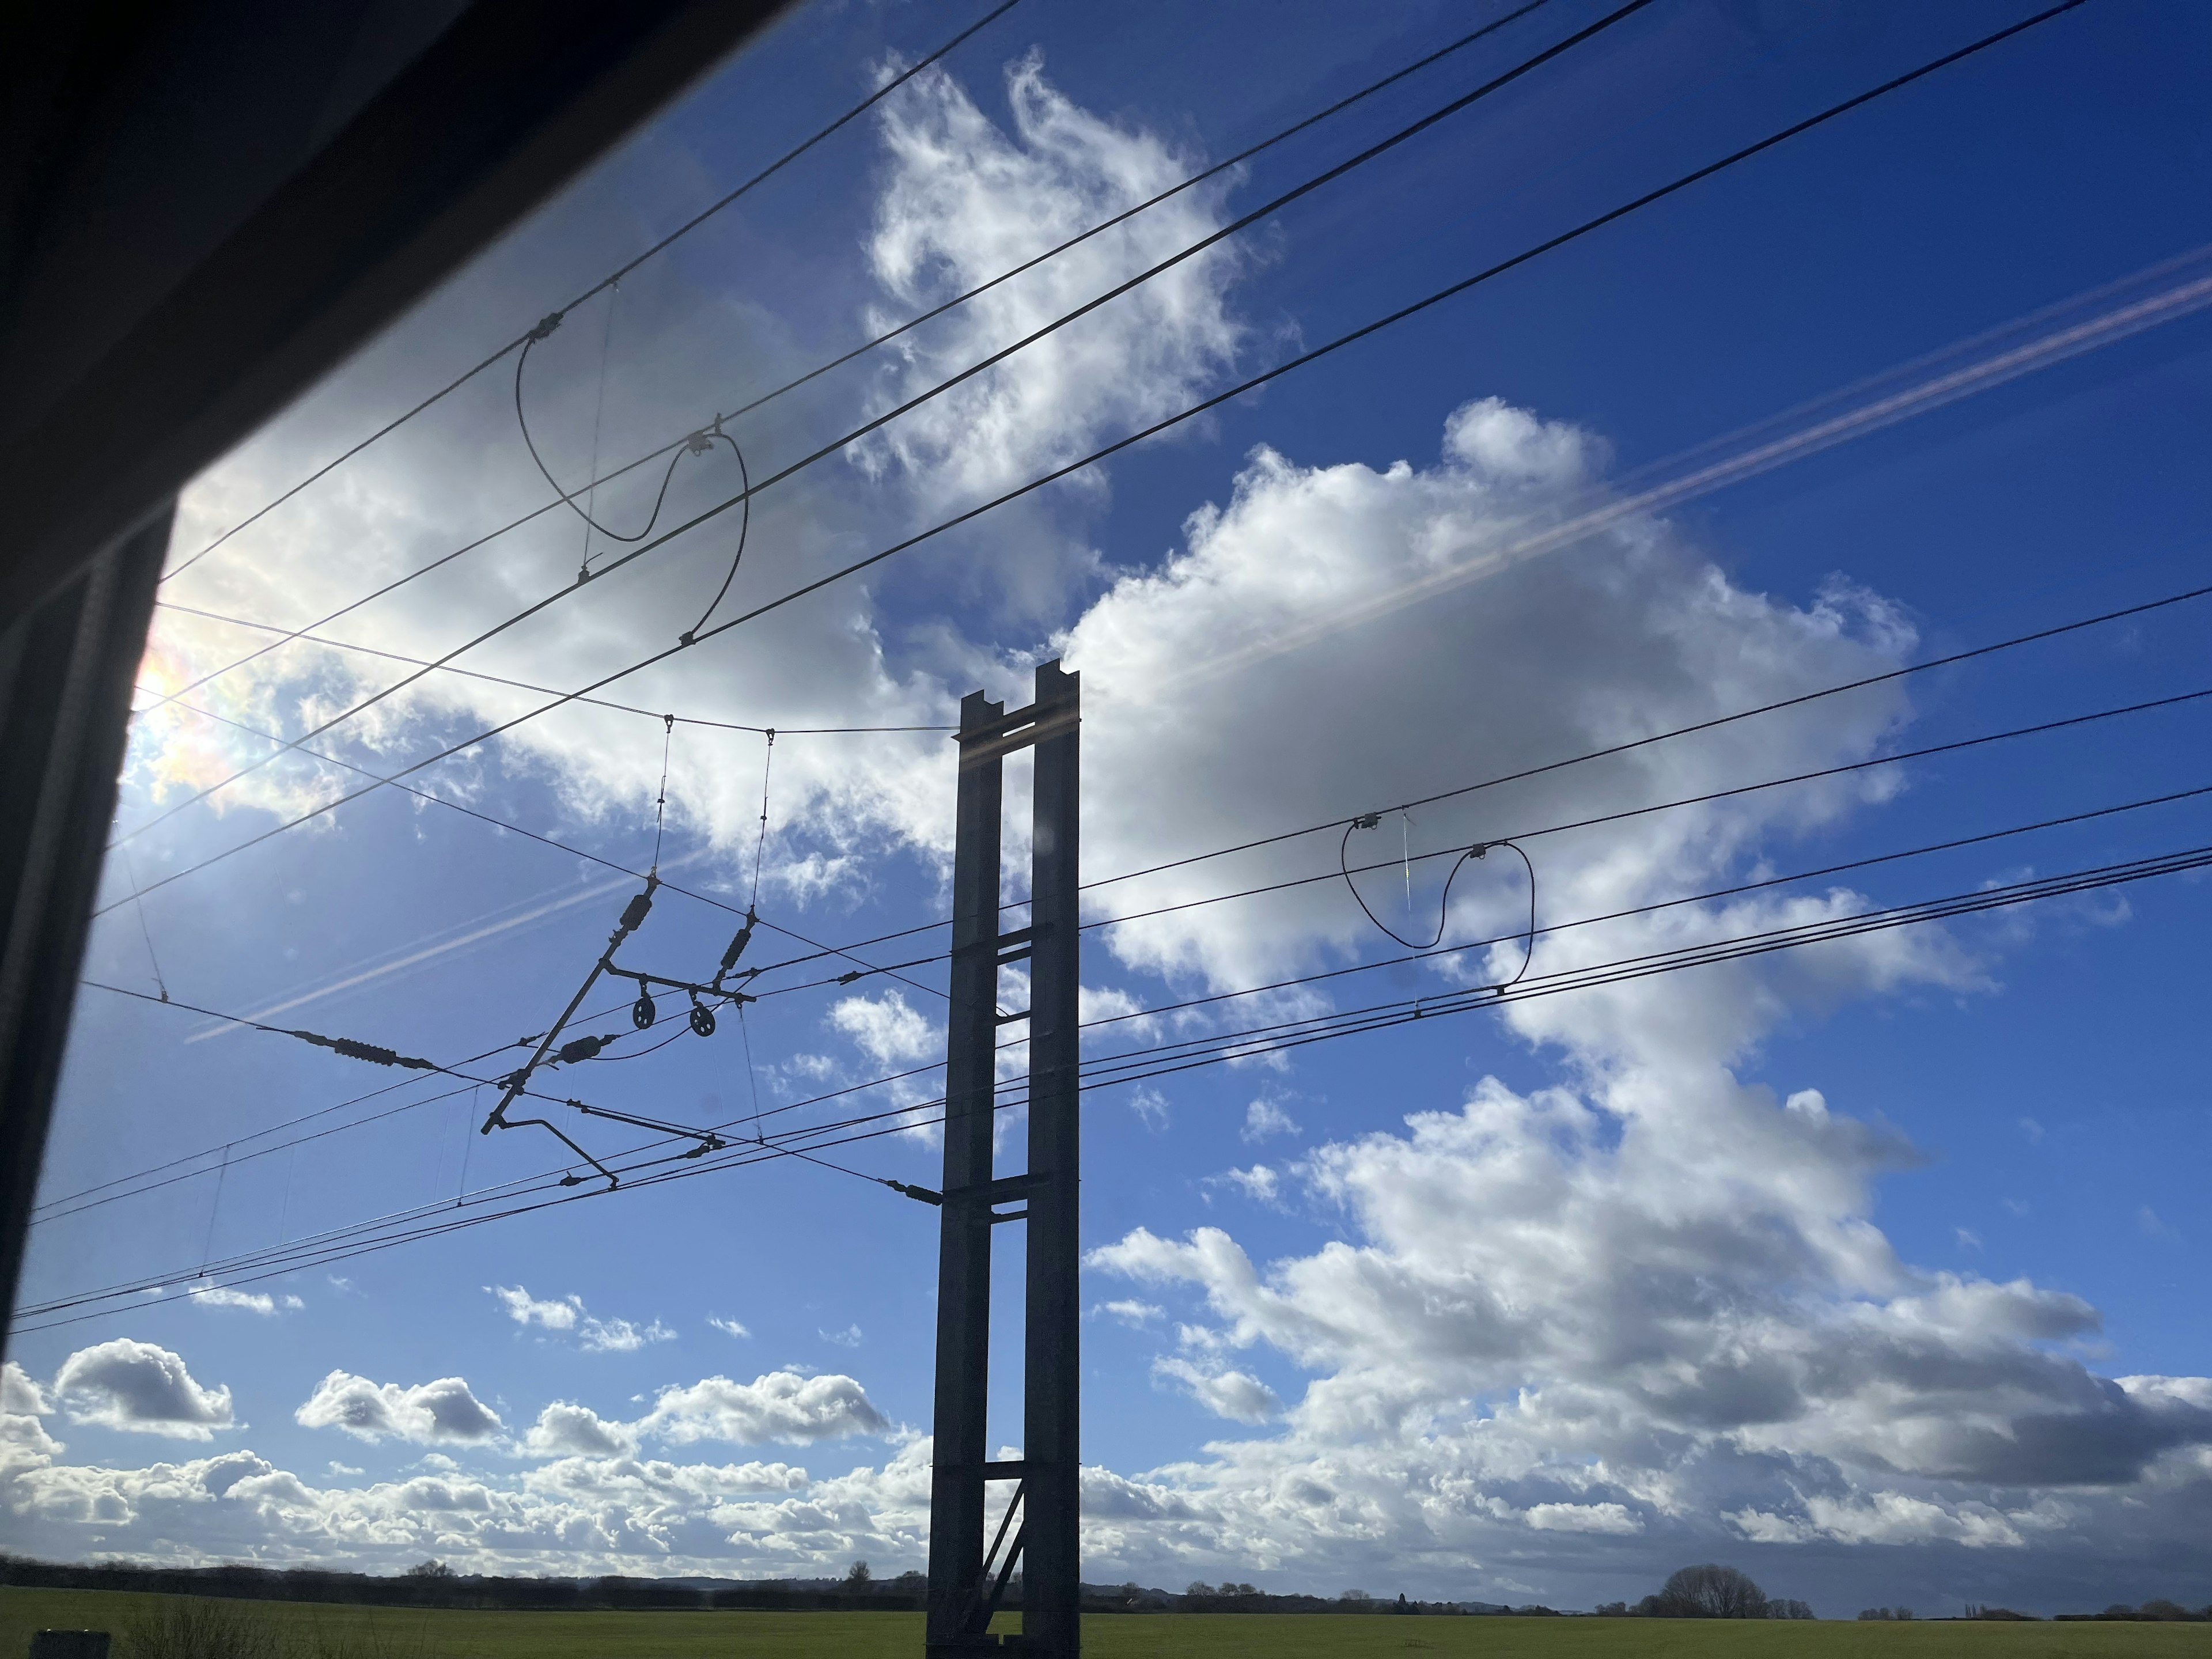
left=631, top=991, right=657, bottom=1029
left=557, top=1034, right=611, bottom=1065
left=619, top=889, right=654, bottom=932
left=688, top=1003, right=717, bottom=1038
left=719, top=910, right=757, bottom=972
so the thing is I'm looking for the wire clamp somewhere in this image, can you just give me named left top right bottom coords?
left=527, top=312, right=564, bottom=342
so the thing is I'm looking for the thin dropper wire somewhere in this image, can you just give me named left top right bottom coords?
left=32, top=830, right=2212, bottom=1332
left=63, top=767, right=2212, bottom=1238
left=737, top=1002, right=767, bottom=1145
left=578, top=282, right=618, bottom=566
left=118, top=844, right=171, bottom=1002
left=44, top=777, right=2212, bottom=1288
left=140, top=0, right=1561, bottom=718
left=458, top=1087, right=476, bottom=1206
left=136, top=690, right=947, bottom=999
left=118, top=0, right=1662, bottom=839
left=159, top=0, right=1030, bottom=586
left=103, top=4, right=2092, bottom=914
left=67, top=831, right=2212, bottom=1321
left=751, top=731, right=775, bottom=911
left=651, top=715, right=675, bottom=875
left=727, top=661, right=2212, bottom=983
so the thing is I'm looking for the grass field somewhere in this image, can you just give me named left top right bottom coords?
left=6, top=1588, right=2211, bottom=1657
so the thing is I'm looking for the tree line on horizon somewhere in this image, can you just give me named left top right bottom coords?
left=7, top=1552, right=2206, bottom=1619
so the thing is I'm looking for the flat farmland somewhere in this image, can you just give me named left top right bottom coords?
left=6, top=1589, right=2211, bottom=1657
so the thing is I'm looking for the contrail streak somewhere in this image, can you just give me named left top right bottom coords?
left=1164, top=244, right=2212, bottom=692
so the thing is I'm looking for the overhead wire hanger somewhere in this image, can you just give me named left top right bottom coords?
left=118, top=844, right=171, bottom=1003
left=1344, top=815, right=1539, bottom=987
left=575, top=278, right=619, bottom=581
left=514, top=286, right=749, bottom=573
left=475, top=719, right=748, bottom=1183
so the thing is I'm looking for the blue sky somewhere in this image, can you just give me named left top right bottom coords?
left=5, top=0, right=2211, bottom=1618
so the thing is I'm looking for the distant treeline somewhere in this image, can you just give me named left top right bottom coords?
left=1868, top=1600, right=2212, bottom=1623
left=17, top=1551, right=2195, bottom=1621
left=0, top=1556, right=921, bottom=1613
left=1156, top=1584, right=1524, bottom=1615
left=0, top=1556, right=1527, bottom=1619
left=2054, top=1602, right=2212, bottom=1622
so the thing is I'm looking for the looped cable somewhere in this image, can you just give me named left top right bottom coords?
left=680, top=425, right=752, bottom=644
left=515, top=325, right=744, bottom=551
left=1341, top=822, right=1537, bottom=986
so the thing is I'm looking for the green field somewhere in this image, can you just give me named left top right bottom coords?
left=6, top=1588, right=2211, bottom=1657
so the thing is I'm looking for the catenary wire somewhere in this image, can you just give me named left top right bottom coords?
left=39, top=984, right=740, bottom=1227
left=65, top=833, right=2212, bottom=1313
left=158, top=0, right=1028, bottom=586
left=145, top=599, right=953, bottom=731
left=1066, top=680, right=2212, bottom=941
left=132, top=690, right=947, bottom=1001
left=137, top=0, right=1566, bottom=717
left=50, top=771, right=2208, bottom=1242
left=740, top=674, right=2212, bottom=983
left=21, top=831, right=2205, bottom=1333
left=101, top=7, right=2089, bottom=917
left=1080, top=778, right=2212, bottom=1036
left=115, top=0, right=1665, bottom=841
left=138, top=620, right=2212, bottom=1055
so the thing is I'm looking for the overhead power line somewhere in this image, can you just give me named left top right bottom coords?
left=741, top=672, right=2212, bottom=986
left=1079, top=778, right=2212, bottom=1037
left=41, top=968, right=911, bottom=1228
left=139, top=0, right=1566, bottom=718
left=1062, top=680, right=2212, bottom=942
left=122, top=0, right=1660, bottom=843
left=132, top=690, right=947, bottom=1009
left=50, top=771, right=2210, bottom=1252
left=149, top=598, right=953, bottom=730
left=158, top=0, right=1028, bottom=586
left=20, top=825, right=2205, bottom=1335
left=702, top=544, right=2203, bottom=974
left=101, top=5, right=2090, bottom=919
left=138, top=657, right=2212, bottom=1034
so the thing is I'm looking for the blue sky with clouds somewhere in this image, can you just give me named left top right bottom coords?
left=6, top=0, right=2211, bottom=1618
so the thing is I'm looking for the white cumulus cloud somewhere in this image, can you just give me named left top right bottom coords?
left=53, top=1340, right=236, bottom=1440
left=639, top=1372, right=888, bottom=1446
left=856, top=50, right=1247, bottom=518
left=295, top=1373, right=502, bottom=1444
left=523, top=1403, right=638, bottom=1460
left=1153, top=1357, right=1281, bottom=1425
